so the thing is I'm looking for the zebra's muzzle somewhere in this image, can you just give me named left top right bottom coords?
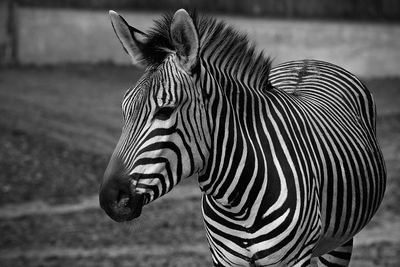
left=99, top=184, right=145, bottom=222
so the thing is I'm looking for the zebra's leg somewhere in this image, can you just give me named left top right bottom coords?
left=315, top=238, right=353, bottom=267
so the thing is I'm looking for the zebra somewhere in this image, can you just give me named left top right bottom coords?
left=99, top=9, right=386, bottom=267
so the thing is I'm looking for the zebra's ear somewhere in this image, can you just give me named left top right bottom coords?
left=109, top=10, right=147, bottom=66
left=170, top=9, right=199, bottom=73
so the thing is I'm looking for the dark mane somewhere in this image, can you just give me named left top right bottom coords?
left=141, top=11, right=272, bottom=90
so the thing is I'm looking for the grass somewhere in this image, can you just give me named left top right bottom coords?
left=0, top=66, right=399, bottom=266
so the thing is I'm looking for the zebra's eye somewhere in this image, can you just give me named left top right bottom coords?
left=154, top=106, right=175, bottom=120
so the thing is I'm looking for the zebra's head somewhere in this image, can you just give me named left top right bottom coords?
left=99, top=9, right=210, bottom=222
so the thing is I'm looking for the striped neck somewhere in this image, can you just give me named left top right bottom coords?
left=197, top=51, right=273, bottom=212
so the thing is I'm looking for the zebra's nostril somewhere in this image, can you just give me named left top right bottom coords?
left=117, top=191, right=131, bottom=207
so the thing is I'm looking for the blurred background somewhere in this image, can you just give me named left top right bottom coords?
left=0, top=0, right=399, bottom=266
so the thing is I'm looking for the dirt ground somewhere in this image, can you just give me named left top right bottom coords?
left=0, top=66, right=399, bottom=266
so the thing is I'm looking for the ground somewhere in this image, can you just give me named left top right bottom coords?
left=0, top=65, right=399, bottom=266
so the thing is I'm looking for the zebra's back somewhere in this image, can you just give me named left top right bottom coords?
left=270, top=60, right=376, bottom=133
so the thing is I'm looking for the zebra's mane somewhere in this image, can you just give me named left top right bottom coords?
left=140, top=11, right=272, bottom=90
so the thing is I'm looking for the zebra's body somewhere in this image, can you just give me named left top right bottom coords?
left=201, top=59, right=385, bottom=266
left=99, top=9, right=386, bottom=267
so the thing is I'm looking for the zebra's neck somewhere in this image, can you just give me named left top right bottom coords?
left=197, top=56, right=273, bottom=214
left=191, top=16, right=274, bottom=214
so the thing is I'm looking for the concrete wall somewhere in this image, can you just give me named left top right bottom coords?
left=18, top=8, right=400, bottom=77
left=17, top=0, right=400, bottom=20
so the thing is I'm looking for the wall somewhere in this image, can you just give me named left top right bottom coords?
left=17, top=8, right=400, bottom=77
left=17, top=0, right=400, bottom=20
